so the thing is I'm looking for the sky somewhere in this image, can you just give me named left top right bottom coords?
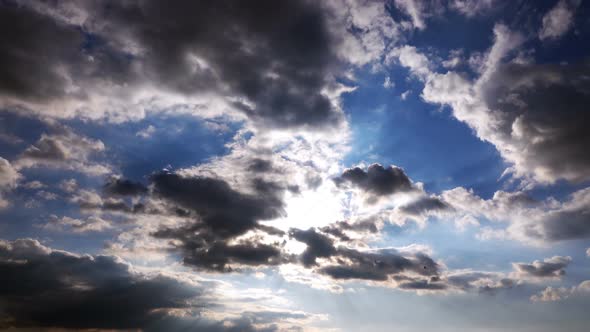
left=0, top=0, right=589, bottom=331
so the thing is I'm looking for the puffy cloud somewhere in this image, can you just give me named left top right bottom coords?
left=539, top=0, right=580, bottom=40
left=397, top=24, right=590, bottom=185
left=0, top=238, right=203, bottom=330
left=0, top=238, right=310, bottom=331
left=449, top=0, right=497, bottom=17
left=334, top=164, right=414, bottom=199
left=512, top=256, right=572, bottom=279
left=0, top=0, right=375, bottom=129
left=148, top=171, right=290, bottom=271
left=14, top=127, right=111, bottom=176
left=530, top=280, right=590, bottom=302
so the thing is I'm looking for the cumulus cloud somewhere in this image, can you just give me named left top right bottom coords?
left=14, top=126, right=111, bottom=176
left=0, top=238, right=203, bottom=330
left=149, top=171, right=290, bottom=271
left=0, top=238, right=311, bottom=331
left=1, top=0, right=383, bottom=129
left=530, top=280, right=590, bottom=302
left=512, top=256, right=572, bottom=279
left=539, top=0, right=580, bottom=40
left=334, top=164, right=414, bottom=200
left=440, top=186, right=590, bottom=243
left=394, top=24, right=590, bottom=185
left=104, top=177, right=148, bottom=197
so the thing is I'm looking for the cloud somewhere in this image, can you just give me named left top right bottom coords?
left=449, top=0, right=497, bottom=17
left=440, top=186, right=590, bottom=243
left=41, top=215, right=113, bottom=233
left=539, top=0, right=580, bottom=41
left=396, top=24, right=590, bottom=185
left=148, top=171, right=290, bottom=271
left=0, top=0, right=372, bottom=130
left=14, top=126, right=111, bottom=176
left=287, top=227, right=442, bottom=288
left=334, top=163, right=414, bottom=199
left=398, top=196, right=450, bottom=216
left=0, top=157, right=20, bottom=209
left=530, top=280, right=590, bottom=302
left=289, top=228, right=337, bottom=267
left=0, top=238, right=307, bottom=331
left=512, top=256, right=572, bottom=279
left=104, top=177, right=148, bottom=197
left=0, top=238, right=203, bottom=330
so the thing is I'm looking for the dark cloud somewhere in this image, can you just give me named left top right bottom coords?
left=1, top=0, right=345, bottom=128
left=334, top=164, right=413, bottom=198
left=149, top=171, right=290, bottom=271
left=287, top=228, right=440, bottom=284
left=319, top=219, right=379, bottom=242
left=535, top=208, right=590, bottom=241
left=0, top=239, right=300, bottom=331
left=399, top=196, right=450, bottom=215
left=248, top=159, right=274, bottom=173
left=151, top=172, right=285, bottom=238
left=153, top=225, right=285, bottom=272
left=513, top=256, right=572, bottom=278
left=289, top=228, right=337, bottom=267
left=318, top=248, right=439, bottom=282
left=0, top=3, right=83, bottom=102
left=104, top=177, right=148, bottom=196
left=20, top=135, right=67, bottom=161
left=483, top=60, right=590, bottom=183
left=0, top=238, right=203, bottom=330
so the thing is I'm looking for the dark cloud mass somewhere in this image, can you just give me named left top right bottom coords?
left=484, top=60, right=590, bottom=183
left=0, top=3, right=83, bottom=102
left=104, top=177, right=148, bottom=196
left=334, top=164, right=414, bottom=197
left=288, top=228, right=441, bottom=286
left=0, top=0, right=344, bottom=128
left=0, top=238, right=202, bottom=330
left=150, top=171, right=288, bottom=271
left=399, top=196, right=450, bottom=215
left=151, top=172, right=285, bottom=238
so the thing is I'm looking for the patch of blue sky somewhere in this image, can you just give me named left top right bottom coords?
left=64, top=114, right=241, bottom=181
left=342, top=67, right=507, bottom=198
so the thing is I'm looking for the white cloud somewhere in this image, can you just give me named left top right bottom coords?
left=539, top=0, right=580, bottom=41
left=531, top=280, right=590, bottom=302
left=136, top=125, right=156, bottom=138
left=449, top=0, right=496, bottom=17
left=14, top=126, right=111, bottom=176
left=0, top=157, right=20, bottom=209
left=41, top=215, right=113, bottom=233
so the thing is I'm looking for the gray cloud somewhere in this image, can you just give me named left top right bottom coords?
left=0, top=0, right=347, bottom=129
left=149, top=171, right=289, bottom=271
left=104, top=177, right=148, bottom=196
left=334, top=164, right=414, bottom=199
left=513, top=256, right=572, bottom=278
left=399, top=196, right=450, bottom=215
left=0, top=238, right=203, bottom=330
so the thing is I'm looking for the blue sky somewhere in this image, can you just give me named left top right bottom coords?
left=0, top=0, right=589, bottom=331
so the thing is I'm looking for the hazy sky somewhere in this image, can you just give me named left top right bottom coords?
left=0, top=0, right=589, bottom=331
